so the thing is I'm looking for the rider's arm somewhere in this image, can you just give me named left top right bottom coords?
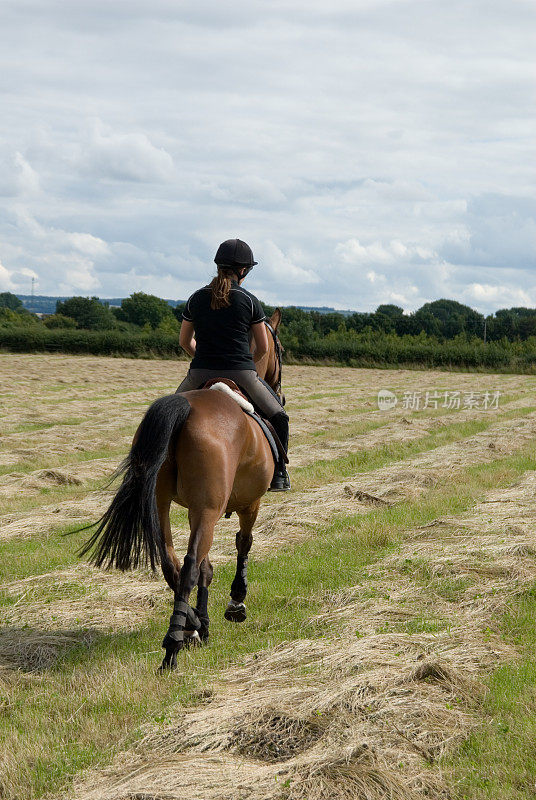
left=251, top=322, right=269, bottom=368
left=179, top=320, right=196, bottom=357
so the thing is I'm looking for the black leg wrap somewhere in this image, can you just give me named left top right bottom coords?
left=162, top=598, right=188, bottom=649
left=196, top=586, right=209, bottom=616
left=185, top=605, right=201, bottom=631
left=231, top=555, right=248, bottom=603
left=195, top=585, right=210, bottom=642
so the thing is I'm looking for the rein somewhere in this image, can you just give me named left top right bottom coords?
left=264, top=320, right=283, bottom=402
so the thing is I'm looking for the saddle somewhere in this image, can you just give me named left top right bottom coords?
left=201, top=378, right=288, bottom=466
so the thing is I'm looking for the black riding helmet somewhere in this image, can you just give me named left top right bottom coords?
left=214, top=239, right=257, bottom=277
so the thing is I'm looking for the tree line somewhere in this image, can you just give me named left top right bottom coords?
left=1, top=291, right=536, bottom=371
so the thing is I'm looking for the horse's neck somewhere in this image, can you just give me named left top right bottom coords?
left=262, top=349, right=278, bottom=389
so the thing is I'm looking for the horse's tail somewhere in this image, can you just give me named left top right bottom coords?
left=80, top=394, right=191, bottom=574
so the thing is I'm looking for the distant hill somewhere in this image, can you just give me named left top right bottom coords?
left=296, top=305, right=355, bottom=317
left=16, top=295, right=185, bottom=314
left=16, top=295, right=355, bottom=316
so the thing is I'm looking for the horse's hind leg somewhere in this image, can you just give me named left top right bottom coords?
left=195, top=557, right=213, bottom=643
left=156, top=466, right=181, bottom=591
left=161, top=507, right=219, bottom=670
left=225, top=500, right=260, bottom=623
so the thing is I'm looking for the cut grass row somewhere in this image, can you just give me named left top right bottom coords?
left=1, top=400, right=533, bottom=521
left=1, top=443, right=535, bottom=800
left=446, top=584, right=536, bottom=800
left=291, top=405, right=535, bottom=491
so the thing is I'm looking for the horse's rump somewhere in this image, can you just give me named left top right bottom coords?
left=174, top=389, right=273, bottom=514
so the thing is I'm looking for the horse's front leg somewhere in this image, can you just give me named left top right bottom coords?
left=161, top=509, right=218, bottom=670
left=225, top=500, right=260, bottom=623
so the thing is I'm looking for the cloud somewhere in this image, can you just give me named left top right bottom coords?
left=0, top=152, right=40, bottom=197
left=0, top=260, right=39, bottom=293
left=206, top=176, right=286, bottom=207
left=336, top=238, right=435, bottom=267
left=0, top=0, right=533, bottom=313
left=255, top=241, right=320, bottom=287
left=462, top=283, right=535, bottom=309
left=440, top=194, right=536, bottom=271
left=82, top=122, right=175, bottom=183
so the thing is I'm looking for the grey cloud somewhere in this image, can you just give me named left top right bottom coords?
left=81, top=123, right=175, bottom=183
left=0, top=0, right=534, bottom=311
left=0, top=152, right=40, bottom=197
left=440, top=194, right=536, bottom=271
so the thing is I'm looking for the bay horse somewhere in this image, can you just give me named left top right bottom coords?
left=82, top=309, right=284, bottom=670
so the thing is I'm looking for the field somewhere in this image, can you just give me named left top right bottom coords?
left=1, top=354, right=536, bottom=800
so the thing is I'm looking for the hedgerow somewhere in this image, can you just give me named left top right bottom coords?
left=1, top=325, right=536, bottom=372
left=0, top=327, right=184, bottom=358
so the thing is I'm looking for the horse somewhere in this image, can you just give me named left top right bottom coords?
left=82, top=309, right=284, bottom=670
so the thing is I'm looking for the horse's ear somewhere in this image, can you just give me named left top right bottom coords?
left=270, top=308, right=282, bottom=333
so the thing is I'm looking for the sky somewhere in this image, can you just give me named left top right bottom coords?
left=0, top=0, right=535, bottom=314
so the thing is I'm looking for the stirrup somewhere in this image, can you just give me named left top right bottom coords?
left=269, top=468, right=291, bottom=492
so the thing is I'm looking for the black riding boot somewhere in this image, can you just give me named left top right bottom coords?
left=268, top=411, right=291, bottom=491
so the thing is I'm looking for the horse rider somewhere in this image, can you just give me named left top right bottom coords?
left=176, top=238, right=291, bottom=491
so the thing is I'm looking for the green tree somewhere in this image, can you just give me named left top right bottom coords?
left=172, top=302, right=187, bottom=323
left=487, top=307, right=536, bottom=341
left=120, top=292, right=174, bottom=329
left=43, top=313, right=77, bottom=329
left=0, top=308, right=39, bottom=327
left=375, top=304, right=404, bottom=318
left=0, top=292, right=23, bottom=311
left=414, top=299, right=484, bottom=339
left=55, top=296, right=116, bottom=330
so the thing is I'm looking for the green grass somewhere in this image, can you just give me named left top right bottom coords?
left=1, top=444, right=536, bottom=799
left=446, top=584, right=536, bottom=799
left=0, top=505, right=189, bottom=584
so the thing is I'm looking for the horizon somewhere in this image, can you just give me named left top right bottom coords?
left=13, top=291, right=536, bottom=318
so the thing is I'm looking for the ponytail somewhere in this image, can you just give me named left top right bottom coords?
left=209, top=268, right=236, bottom=310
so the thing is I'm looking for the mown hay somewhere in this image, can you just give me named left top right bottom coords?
left=0, top=628, right=95, bottom=671
left=281, top=746, right=418, bottom=800
left=230, top=708, right=327, bottom=762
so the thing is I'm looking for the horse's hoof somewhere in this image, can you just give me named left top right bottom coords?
left=158, top=651, right=178, bottom=673
left=224, top=600, right=247, bottom=622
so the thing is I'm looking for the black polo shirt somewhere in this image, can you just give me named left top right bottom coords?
left=182, top=281, right=266, bottom=370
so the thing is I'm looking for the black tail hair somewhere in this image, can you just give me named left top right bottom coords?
left=80, top=394, right=191, bottom=574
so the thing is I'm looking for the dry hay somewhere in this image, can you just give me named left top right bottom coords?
left=68, top=469, right=536, bottom=800
left=3, top=406, right=535, bottom=673
left=251, top=410, right=536, bottom=552
left=0, top=458, right=119, bottom=502
left=230, top=708, right=327, bottom=762
left=0, top=564, right=168, bottom=650
left=0, top=489, right=114, bottom=541
left=0, top=628, right=97, bottom=671
left=290, top=394, right=535, bottom=468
